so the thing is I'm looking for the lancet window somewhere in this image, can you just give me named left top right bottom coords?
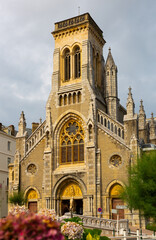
left=64, top=49, right=70, bottom=81
left=74, top=46, right=81, bottom=78
left=60, top=119, right=84, bottom=164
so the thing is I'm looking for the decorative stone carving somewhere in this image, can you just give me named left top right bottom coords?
left=110, top=184, right=123, bottom=197
left=61, top=183, right=82, bottom=198
left=27, top=189, right=38, bottom=199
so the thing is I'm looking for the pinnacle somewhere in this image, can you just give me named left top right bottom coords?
left=106, top=47, right=116, bottom=67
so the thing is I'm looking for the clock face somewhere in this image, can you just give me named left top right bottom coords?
left=109, top=155, right=122, bottom=168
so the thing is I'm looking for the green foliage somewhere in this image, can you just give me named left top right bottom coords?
left=100, top=236, right=110, bottom=240
left=146, top=223, right=156, bottom=231
left=84, top=228, right=102, bottom=237
left=83, top=228, right=110, bottom=240
left=63, top=216, right=83, bottom=225
left=120, top=151, right=156, bottom=220
left=9, top=191, right=27, bottom=206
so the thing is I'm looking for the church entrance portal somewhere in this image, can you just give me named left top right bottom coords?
left=110, top=184, right=125, bottom=220
left=61, top=199, right=83, bottom=215
left=60, top=182, right=83, bottom=215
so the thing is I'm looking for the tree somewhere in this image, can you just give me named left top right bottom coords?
left=9, top=191, right=27, bottom=206
left=121, top=151, right=156, bottom=226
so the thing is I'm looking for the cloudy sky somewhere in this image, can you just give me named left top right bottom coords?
left=0, top=0, right=156, bottom=129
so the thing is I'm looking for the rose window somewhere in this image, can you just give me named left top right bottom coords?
left=109, top=155, right=122, bottom=167
left=27, top=164, right=37, bottom=174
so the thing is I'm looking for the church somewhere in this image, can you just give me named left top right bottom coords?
left=9, top=13, right=156, bottom=225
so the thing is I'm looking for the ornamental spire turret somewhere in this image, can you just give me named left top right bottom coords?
left=138, top=99, right=146, bottom=130
left=126, top=87, right=135, bottom=118
left=150, top=112, right=156, bottom=140
left=17, top=111, right=26, bottom=137
left=105, top=48, right=118, bottom=120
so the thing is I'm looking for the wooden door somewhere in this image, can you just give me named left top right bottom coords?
left=28, top=202, right=37, bottom=213
left=112, top=198, right=124, bottom=220
left=61, top=200, right=70, bottom=215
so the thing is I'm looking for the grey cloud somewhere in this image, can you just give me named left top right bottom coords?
left=0, top=0, right=156, bottom=129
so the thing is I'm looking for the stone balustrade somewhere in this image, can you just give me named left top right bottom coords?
left=65, top=213, right=129, bottom=231
left=97, top=109, right=124, bottom=141
left=25, top=121, right=46, bottom=155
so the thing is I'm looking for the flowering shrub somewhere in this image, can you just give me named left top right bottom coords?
left=9, top=205, right=29, bottom=215
left=61, top=221, right=84, bottom=240
left=0, top=212, right=64, bottom=240
left=38, top=208, right=57, bottom=221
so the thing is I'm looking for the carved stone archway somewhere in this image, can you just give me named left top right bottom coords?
left=53, top=176, right=86, bottom=216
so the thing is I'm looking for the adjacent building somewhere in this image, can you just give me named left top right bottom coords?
left=0, top=124, right=16, bottom=217
left=8, top=13, right=156, bottom=225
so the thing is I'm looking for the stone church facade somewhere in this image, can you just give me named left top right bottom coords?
left=9, top=13, right=156, bottom=224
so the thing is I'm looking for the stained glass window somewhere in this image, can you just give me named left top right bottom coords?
left=60, top=119, right=84, bottom=164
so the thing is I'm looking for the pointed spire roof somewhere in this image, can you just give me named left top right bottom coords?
left=126, top=87, right=135, bottom=117
left=105, top=48, right=116, bottom=68
left=151, top=112, right=155, bottom=125
left=16, top=111, right=26, bottom=137
left=139, top=99, right=146, bottom=117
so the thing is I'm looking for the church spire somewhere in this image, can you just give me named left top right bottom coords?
left=138, top=99, right=146, bottom=130
left=139, top=99, right=145, bottom=116
left=150, top=112, right=156, bottom=140
left=126, top=87, right=135, bottom=118
left=105, top=48, right=118, bottom=120
left=17, top=111, right=26, bottom=137
left=105, top=47, right=116, bottom=68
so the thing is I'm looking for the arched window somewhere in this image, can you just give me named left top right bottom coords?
left=64, top=49, right=70, bottom=81
left=111, top=123, right=114, bottom=132
left=118, top=128, right=121, bottom=137
left=101, top=116, right=103, bottom=125
left=64, top=94, right=67, bottom=105
left=104, top=118, right=107, bottom=127
left=73, top=92, right=76, bottom=104
left=59, top=95, right=63, bottom=106
left=115, top=125, right=117, bottom=134
left=108, top=121, right=110, bottom=129
left=60, top=119, right=84, bottom=164
left=68, top=93, right=72, bottom=104
left=74, top=46, right=81, bottom=79
left=77, top=91, right=81, bottom=103
left=122, top=130, right=124, bottom=139
left=98, top=114, right=100, bottom=122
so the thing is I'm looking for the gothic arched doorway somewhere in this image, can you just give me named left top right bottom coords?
left=110, top=184, right=124, bottom=220
left=27, top=189, right=38, bottom=213
left=60, top=182, right=83, bottom=215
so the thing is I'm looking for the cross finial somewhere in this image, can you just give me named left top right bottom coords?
left=128, top=86, right=132, bottom=93
left=151, top=112, right=154, bottom=119
left=140, top=99, right=143, bottom=106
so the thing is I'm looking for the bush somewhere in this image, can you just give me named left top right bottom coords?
left=83, top=228, right=110, bottom=240
left=9, top=191, right=27, bottom=206
left=61, top=221, right=84, bottom=240
left=146, top=223, right=156, bottom=231
left=0, top=212, right=64, bottom=240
